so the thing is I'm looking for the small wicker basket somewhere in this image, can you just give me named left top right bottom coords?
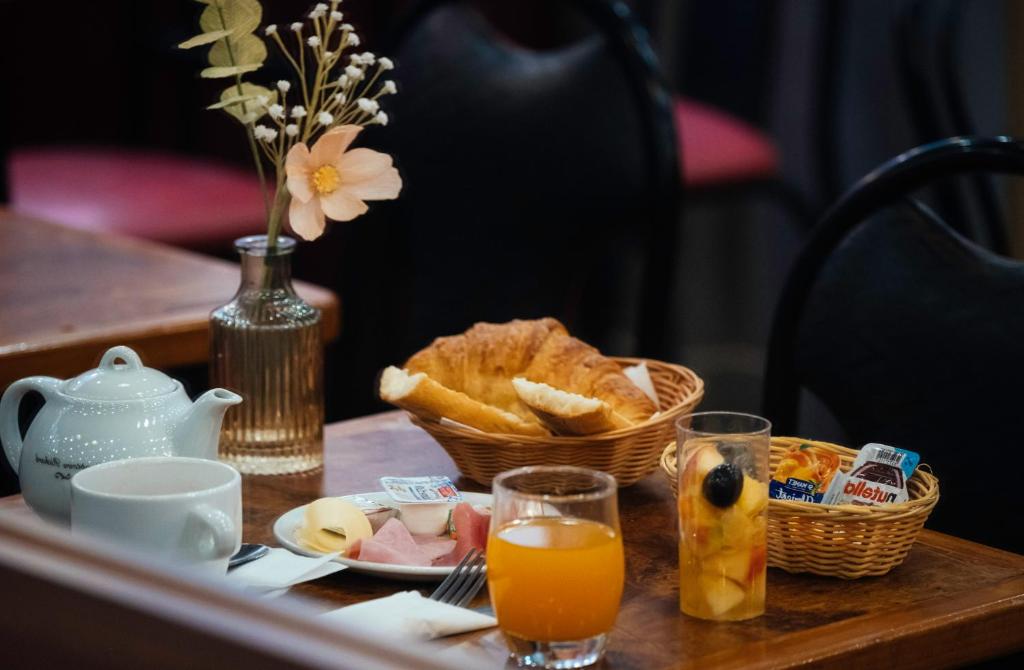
left=660, top=436, right=940, bottom=579
left=407, top=357, right=704, bottom=487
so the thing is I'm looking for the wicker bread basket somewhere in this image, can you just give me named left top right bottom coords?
left=660, top=436, right=940, bottom=579
left=407, top=357, right=703, bottom=487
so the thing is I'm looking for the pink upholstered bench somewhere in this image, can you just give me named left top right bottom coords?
left=8, top=147, right=266, bottom=251
left=674, top=97, right=780, bottom=188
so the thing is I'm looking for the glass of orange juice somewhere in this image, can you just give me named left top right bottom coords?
left=676, top=412, right=769, bottom=621
left=487, top=466, right=624, bottom=669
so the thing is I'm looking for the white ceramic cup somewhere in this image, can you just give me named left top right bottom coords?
left=70, top=456, right=242, bottom=574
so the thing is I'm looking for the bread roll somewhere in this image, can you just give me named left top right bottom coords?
left=512, top=378, right=633, bottom=435
left=379, top=366, right=548, bottom=436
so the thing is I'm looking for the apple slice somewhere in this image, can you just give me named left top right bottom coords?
left=699, top=572, right=746, bottom=617
left=680, top=441, right=724, bottom=491
left=704, top=549, right=752, bottom=584
left=720, top=507, right=755, bottom=549
left=735, top=475, right=768, bottom=517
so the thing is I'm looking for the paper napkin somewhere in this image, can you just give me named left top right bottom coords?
left=226, top=548, right=346, bottom=596
left=320, top=590, right=497, bottom=640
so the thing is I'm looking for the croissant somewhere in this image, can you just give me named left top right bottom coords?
left=388, top=318, right=657, bottom=435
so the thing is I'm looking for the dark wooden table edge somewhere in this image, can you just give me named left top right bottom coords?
left=693, top=573, right=1024, bottom=669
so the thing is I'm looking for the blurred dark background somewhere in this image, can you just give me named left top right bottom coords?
left=0, top=0, right=1014, bottom=433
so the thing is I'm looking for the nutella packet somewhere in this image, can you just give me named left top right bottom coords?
left=822, top=443, right=920, bottom=506
left=769, top=443, right=842, bottom=503
left=379, top=476, right=463, bottom=504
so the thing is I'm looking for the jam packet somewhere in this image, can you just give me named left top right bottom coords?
left=379, top=476, right=463, bottom=504
left=821, top=443, right=920, bottom=506
left=769, top=443, right=842, bottom=503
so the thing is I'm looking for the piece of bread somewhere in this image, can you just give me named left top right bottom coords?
left=522, top=333, right=657, bottom=423
left=379, top=366, right=549, bottom=436
left=512, top=378, right=633, bottom=435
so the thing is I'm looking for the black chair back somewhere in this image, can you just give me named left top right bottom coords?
left=763, top=136, right=1024, bottom=551
left=381, top=0, right=678, bottom=353
left=895, top=0, right=1008, bottom=253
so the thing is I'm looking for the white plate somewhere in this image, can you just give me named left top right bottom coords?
left=273, top=491, right=492, bottom=582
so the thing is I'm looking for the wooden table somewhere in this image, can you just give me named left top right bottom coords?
left=240, top=412, right=1024, bottom=669
left=0, top=210, right=340, bottom=390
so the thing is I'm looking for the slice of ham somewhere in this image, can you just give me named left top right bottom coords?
left=434, top=503, right=490, bottom=566
left=352, top=518, right=433, bottom=566
left=414, top=535, right=458, bottom=562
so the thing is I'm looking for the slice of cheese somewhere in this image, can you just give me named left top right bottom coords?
left=297, top=498, right=373, bottom=555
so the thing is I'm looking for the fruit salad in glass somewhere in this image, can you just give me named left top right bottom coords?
left=676, top=413, right=770, bottom=621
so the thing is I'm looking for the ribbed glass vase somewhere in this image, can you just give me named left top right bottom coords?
left=210, top=235, right=324, bottom=474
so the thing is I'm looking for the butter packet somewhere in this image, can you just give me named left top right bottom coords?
left=379, top=476, right=463, bottom=504
left=769, top=443, right=842, bottom=503
left=821, top=443, right=920, bottom=506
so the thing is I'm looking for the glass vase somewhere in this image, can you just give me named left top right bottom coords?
left=210, top=235, right=324, bottom=474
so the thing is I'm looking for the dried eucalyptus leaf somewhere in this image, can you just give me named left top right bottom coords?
left=218, top=83, right=276, bottom=122
left=199, top=0, right=261, bottom=36
left=177, top=29, right=232, bottom=49
left=201, top=63, right=261, bottom=79
left=206, top=94, right=258, bottom=110
left=208, top=33, right=267, bottom=68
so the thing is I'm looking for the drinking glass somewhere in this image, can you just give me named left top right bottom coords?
left=487, top=466, right=624, bottom=669
left=676, top=412, right=770, bottom=621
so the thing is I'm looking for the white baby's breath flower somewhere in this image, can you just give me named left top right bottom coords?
left=315, top=2, right=329, bottom=10
left=310, top=9, right=326, bottom=20
left=340, top=23, right=354, bottom=31
left=253, top=124, right=278, bottom=142
left=338, top=73, right=350, bottom=87
left=307, top=35, right=321, bottom=48
left=268, top=104, right=285, bottom=120
left=360, top=52, right=376, bottom=65
left=285, top=124, right=299, bottom=137
left=378, top=57, right=394, bottom=71
left=373, top=111, right=389, bottom=126
left=345, top=65, right=364, bottom=80
left=317, top=111, right=334, bottom=126
left=333, top=92, right=346, bottom=104
left=331, top=11, right=343, bottom=21
left=290, top=105, right=307, bottom=119
left=380, top=80, right=397, bottom=95
left=356, top=97, right=379, bottom=114
left=290, top=22, right=303, bottom=32
left=346, top=33, right=360, bottom=47
left=276, top=80, right=291, bottom=93
left=264, top=24, right=277, bottom=36
left=323, top=51, right=334, bottom=60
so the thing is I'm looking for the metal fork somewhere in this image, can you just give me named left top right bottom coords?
left=429, top=548, right=487, bottom=608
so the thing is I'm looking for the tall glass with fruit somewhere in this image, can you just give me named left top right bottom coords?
left=676, top=412, right=770, bottom=621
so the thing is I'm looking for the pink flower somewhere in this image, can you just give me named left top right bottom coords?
left=284, top=125, right=402, bottom=240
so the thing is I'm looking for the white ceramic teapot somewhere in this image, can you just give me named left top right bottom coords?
left=0, top=346, right=242, bottom=523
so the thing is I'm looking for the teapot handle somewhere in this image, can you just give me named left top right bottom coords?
left=1, top=377, right=62, bottom=475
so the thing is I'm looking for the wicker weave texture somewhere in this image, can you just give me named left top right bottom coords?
left=660, top=436, right=940, bottom=579
left=409, top=358, right=704, bottom=487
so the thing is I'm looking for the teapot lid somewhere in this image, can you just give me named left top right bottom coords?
left=63, top=346, right=178, bottom=400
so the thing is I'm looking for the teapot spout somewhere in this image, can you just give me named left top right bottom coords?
left=175, top=389, right=242, bottom=460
